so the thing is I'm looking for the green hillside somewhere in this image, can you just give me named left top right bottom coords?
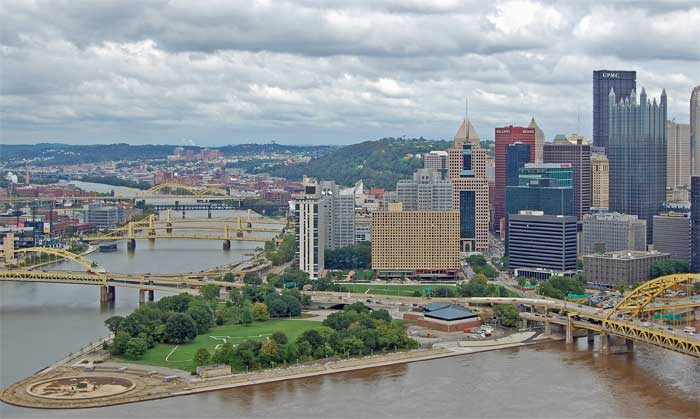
left=256, top=137, right=451, bottom=189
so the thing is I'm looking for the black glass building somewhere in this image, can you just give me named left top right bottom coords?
left=691, top=176, right=700, bottom=273
left=593, top=70, right=636, bottom=150
left=506, top=142, right=531, bottom=188
left=608, top=87, right=667, bottom=243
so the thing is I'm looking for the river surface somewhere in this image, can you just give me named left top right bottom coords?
left=1, top=211, right=699, bottom=417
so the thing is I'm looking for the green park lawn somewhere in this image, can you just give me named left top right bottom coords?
left=337, top=283, right=455, bottom=296
left=118, top=319, right=320, bottom=372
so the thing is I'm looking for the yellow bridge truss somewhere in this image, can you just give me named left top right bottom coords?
left=0, top=247, right=105, bottom=273
left=143, top=183, right=228, bottom=196
left=606, top=273, right=700, bottom=319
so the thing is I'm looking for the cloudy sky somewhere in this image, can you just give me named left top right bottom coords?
left=1, top=0, right=699, bottom=146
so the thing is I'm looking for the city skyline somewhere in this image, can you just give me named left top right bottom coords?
left=1, top=1, right=698, bottom=146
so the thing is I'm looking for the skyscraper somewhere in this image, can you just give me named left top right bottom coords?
left=448, top=118, right=489, bottom=252
left=666, top=120, right=691, bottom=201
left=319, top=181, right=356, bottom=250
left=393, top=168, right=453, bottom=211
left=508, top=212, right=577, bottom=274
left=528, top=118, right=545, bottom=164
left=423, top=151, right=449, bottom=180
left=593, top=70, right=636, bottom=150
left=582, top=212, right=647, bottom=255
left=494, top=125, right=536, bottom=231
left=691, top=176, right=700, bottom=273
left=690, top=86, right=700, bottom=177
left=608, top=87, right=667, bottom=243
left=292, top=177, right=327, bottom=279
left=543, top=139, right=591, bottom=219
left=591, top=152, right=609, bottom=210
left=506, top=143, right=531, bottom=188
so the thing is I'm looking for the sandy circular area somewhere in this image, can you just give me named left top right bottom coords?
left=28, top=376, right=135, bottom=400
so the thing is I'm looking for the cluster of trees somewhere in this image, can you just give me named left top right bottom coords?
left=651, top=260, right=689, bottom=277
left=228, top=284, right=309, bottom=317
left=264, top=233, right=295, bottom=266
left=197, top=302, right=417, bottom=371
left=493, top=304, right=519, bottom=327
left=81, top=175, right=151, bottom=190
left=266, top=269, right=310, bottom=289
left=324, top=242, right=371, bottom=270
left=105, top=293, right=217, bottom=360
left=465, top=255, right=498, bottom=279
left=537, top=276, right=586, bottom=300
left=67, top=241, right=88, bottom=254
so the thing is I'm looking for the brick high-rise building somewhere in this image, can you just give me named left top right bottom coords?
left=543, top=139, right=591, bottom=219
left=494, top=125, right=536, bottom=231
left=448, top=118, right=489, bottom=252
left=593, top=70, right=636, bottom=150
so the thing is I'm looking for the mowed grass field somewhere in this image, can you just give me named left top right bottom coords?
left=337, top=283, right=456, bottom=296
left=118, top=319, right=320, bottom=372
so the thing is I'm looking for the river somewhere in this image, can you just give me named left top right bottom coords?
left=1, top=208, right=699, bottom=417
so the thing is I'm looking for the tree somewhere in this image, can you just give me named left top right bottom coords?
left=271, top=331, right=288, bottom=345
left=124, top=337, right=148, bottom=360
left=266, top=297, right=289, bottom=318
left=240, top=307, right=253, bottom=326
left=651, top=260, right=690, bottom=277
left=370, top=309, right=392, bottom=323
left=200, top=284, right=221, bottom=301
left=494, top=304, right=519, bottom=327
left=222, top=272, right=236, bottom=282
left=164, top=313, right=197, bottom=344
left=104, top=316, right=125, bottom=334
left=616, top=284, right=626, bottom=295
left=187, top=303, right=214, bottom=334
left=157, top=293, right=193, bottom=313
left=259, top=339, right=281, bottom=365
left=211, top=343, right=236, bottom=365
left=251, top=302, right=270, bottom=321
left=110, top=331, right=131, bottom=356
left=243, top=273, right=262, bottom=285
left=193, top=348, right=211, bottom=367
left=345, top=302, right=369, bottom=313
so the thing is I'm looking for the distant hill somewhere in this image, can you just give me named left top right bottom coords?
left=254, top=137, right=452, bottom=189
left=0, top=143, right=331, bottom=167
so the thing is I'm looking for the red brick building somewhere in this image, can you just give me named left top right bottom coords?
left=494, top=126, right=536, bottom=231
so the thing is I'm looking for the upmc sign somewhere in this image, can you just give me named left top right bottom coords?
left=602, top=72, right=620, bottom=79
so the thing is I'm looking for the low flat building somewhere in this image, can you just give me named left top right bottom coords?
left=86, top=204, right=126, bottom=229
left=403, top=303, right=481, bottom=332
left=371, top=203, right=459, bottom=280
left=582, top=212, right=647, bottom=255
left=584, top=250, right=670, bottom=287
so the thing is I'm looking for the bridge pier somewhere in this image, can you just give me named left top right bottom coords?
left=223, top=240, right=231, bottom=250
left=139, top=289, right=155, bottom=304
left=100, top=285, right=115, bottom=303
left=236, top=231, right=243, bottom=238
left=166, top=223, right=172, bottom=233
left=565, top=316, right=574, bottom=344
left=182, top=210, right=186, bottom=219
left=127, top=239, right=136, bottom=251
left=600, top=333, right=634, bottom=354
left=520, top=319, right=528, bottom=329
left=587, top=329, right=595, bottom=343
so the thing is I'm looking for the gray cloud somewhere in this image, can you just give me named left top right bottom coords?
left=0, top=0, right=698, bottom=145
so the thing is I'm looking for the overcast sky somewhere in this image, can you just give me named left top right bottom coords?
left=1, top=0, right=699, bottom=146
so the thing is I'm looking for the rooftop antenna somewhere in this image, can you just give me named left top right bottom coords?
left=465, top=97, right=469, bottom=142
left=576, top=103, right=581, bottom=136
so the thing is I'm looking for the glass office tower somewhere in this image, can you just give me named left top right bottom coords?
left=593, top=70, right=636, bottom=150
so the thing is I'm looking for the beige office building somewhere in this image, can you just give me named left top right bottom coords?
left=371, top=203, right=459, bottom=280
left=666, top=120, right=691, bottom=202
left=591, top=152, right=609, bottom=210
left=448, top=118, right=489, bottom=252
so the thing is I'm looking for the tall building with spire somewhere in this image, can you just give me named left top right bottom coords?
left=691, top=86, right=700, bottom=177
left=593, top=70, right=636, bottom=150
left=448, top=118, right=489, bottom=252
left=528, top=118, right=545, bottom=164
left=608, top=87, right=667, bottom=243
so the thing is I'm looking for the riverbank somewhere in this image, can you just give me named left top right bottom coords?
left=0, top=331, right=560, bottom=409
